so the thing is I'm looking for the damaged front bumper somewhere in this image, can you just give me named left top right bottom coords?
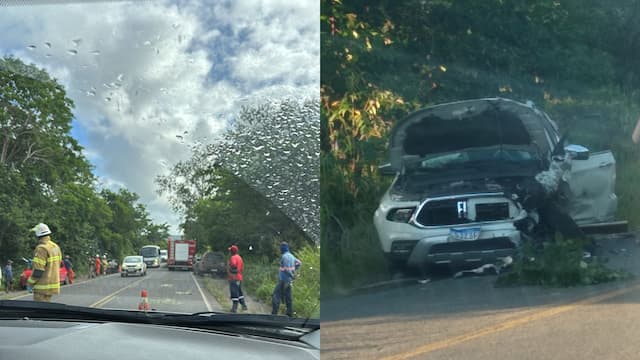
left=376, top=203, right=525, bottom=269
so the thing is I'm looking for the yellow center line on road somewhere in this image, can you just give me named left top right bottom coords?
left=90, top=276, right=147, bottom=308
left=380, top=282, right=640, bottom=360
left=191, top=273, right=213, bottom=312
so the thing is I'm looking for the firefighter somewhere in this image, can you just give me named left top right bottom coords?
left=101, top=255, right=108, bottom=275
left=95, top=255, right=101, bottom=276
left=26, top=223, right=62, bottom=302
left=271, top=242, right=301, bottom=317
left=227, top=245, right=248, bottom=313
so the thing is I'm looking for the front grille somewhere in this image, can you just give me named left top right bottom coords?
left=428, top=237, right=516, bottom=254
left=475, top=202, right=509, bottom=221
left=415, top=199, right=470, bottom=226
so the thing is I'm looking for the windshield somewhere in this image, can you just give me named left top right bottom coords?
left=0, top=0, right=319, bottom=325
left=321, top=1, right=638, bottom=359
left=408, top=146, right=537, bottom=171
left=140, top=247, right=159, bottom=258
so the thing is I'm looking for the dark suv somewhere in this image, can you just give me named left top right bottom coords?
left=193, top=251, right=226, bottom=277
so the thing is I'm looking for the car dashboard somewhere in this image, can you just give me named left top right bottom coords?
left=0, top=318, right=320, bottom=359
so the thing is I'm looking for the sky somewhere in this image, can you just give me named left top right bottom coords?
left=0, top=0, right=319, bottom=233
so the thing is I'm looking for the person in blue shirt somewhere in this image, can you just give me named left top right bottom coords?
left=4, top=260, right=13, bottom=293
left=271, top=242, right=301, bottom=317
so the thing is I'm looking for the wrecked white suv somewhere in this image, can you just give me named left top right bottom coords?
left=374, top=98, right=620, bottom=273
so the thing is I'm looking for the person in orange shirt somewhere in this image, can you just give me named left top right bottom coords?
left=227, top=245, right=248, bottom=313
left=95, top=255, right=101, bottom=276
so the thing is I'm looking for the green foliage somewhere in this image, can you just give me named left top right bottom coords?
left=496, top=239, right=633, bottom=287
left=0, top=56, right=168, bottom=273
left=243, top=245, right=320, bottom=319
left=321, top=0, right=640, bottom=291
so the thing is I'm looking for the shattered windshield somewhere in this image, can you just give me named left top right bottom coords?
left=0, top=0, right=319, bottom=322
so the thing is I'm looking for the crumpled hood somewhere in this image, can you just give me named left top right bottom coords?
left=387, top=98, right=558, bottom=172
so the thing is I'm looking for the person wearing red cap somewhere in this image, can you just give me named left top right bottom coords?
left=227, top=245, right=248, bottom=313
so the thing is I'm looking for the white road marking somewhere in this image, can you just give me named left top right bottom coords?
left=191, top=272, right=213, bottom=312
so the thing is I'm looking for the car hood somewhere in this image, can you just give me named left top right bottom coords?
left=387, top=98, right=557, bottom=172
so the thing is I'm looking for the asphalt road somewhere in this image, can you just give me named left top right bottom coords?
left=322, top=234, right=640, bottom=360
left=10, top=265, right=221, bottom=313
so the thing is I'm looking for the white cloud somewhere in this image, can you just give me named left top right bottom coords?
left=0, top=0, right=319, bottom=233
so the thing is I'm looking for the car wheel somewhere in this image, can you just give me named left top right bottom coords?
left=63, top=276, right=69, bottom=285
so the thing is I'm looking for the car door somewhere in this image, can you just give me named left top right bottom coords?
left=563, top=150, right=618, bottom=225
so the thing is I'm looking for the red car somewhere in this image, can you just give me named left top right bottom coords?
left=19, top=261, right=69, bottom=289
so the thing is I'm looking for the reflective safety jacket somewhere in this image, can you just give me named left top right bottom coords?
left=27, top=236, right=61, bottom=295
left=228, top=254, right=244, bottom=281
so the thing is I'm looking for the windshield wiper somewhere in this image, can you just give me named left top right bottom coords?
left=0, top=300, right=319, bottom=336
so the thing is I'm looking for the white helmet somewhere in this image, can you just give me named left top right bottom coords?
left=33, top=223, right=52, bottom=237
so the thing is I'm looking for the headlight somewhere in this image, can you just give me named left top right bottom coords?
left=386, top=208, right=415, bottom=222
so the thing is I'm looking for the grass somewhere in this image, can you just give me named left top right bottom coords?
left=321, top=221, right=390, bottom=297
left=200, top=245, right=320, bottom=319
left=496, top=238, right=633, bottom=287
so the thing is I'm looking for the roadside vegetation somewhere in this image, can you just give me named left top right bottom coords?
left=157, top=100, right=320, bottom=318
left=199, top=246, right=320, bottom=318
left=496, top=238, right=633, bottom=287
left=0, top=57, right=169, bottom=274
left=321, top=0, right=640, bottom=294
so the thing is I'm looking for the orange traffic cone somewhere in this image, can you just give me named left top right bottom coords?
left=138, top=289, right=150, bottom=311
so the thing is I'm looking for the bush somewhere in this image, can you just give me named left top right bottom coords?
left=496, top=238, right=632, bottom=287
left=321, top=220, right=389, bottom=296
left=243, top=244, right=320, bottom=319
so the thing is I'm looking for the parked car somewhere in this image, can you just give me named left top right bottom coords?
left=106, top=259, right=119, bottom=274
left=19, top=260, right=69, bottom=289
left=120, top=256, right=147, bottom=277
left=374, top=98, right=619, bottom=273
left=193, top=251, right=226, bottom=277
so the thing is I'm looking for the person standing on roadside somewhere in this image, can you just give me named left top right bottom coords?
left=94, top=255, right=101, bottom=276
left=4, top=260, right=13, bottom=293
left=63, top=255, right=74, bottom=284
left=101, top=255, right=108, bottom=275
left=271, top=242, right=301, bottom=317
left=27, top=223, right=62, bottom=302
left=227, top=245, right=248, bottom=313
left=3, top=260, right=13, bottom=293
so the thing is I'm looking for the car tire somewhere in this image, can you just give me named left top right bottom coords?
left=63, top=276, right=69, bottom=285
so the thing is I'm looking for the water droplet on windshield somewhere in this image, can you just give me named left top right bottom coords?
left=91, top=50, right=101, bottom=55
left=143, top=40, right=151, bottom=46
left=172, top=23, right=180, bottom=29
left=45, top=54, right=52, bottom=58
left=72, top=38, right=82, bottom=47
left=105, top=96, right=112, bottom=102
left=86, top=88, right=96, bottom=96
left=155, top=48, right=160, bottom=55
left=176, top=135, right=183, bottom=140
left=27, top=45, right=36, bottom=50
left=44, top=42, right=51, bottom=48
left=117, top=74, right=124, bottom=82
left=67, top=49, right=78, bottom=55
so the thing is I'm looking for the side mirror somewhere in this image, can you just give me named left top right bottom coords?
left=565, top=144, right=590, bottom=160
left=378, top=163, right=396, bottom=176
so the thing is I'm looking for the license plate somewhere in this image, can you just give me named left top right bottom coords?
left=449, top=228, right=481, bottom=241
